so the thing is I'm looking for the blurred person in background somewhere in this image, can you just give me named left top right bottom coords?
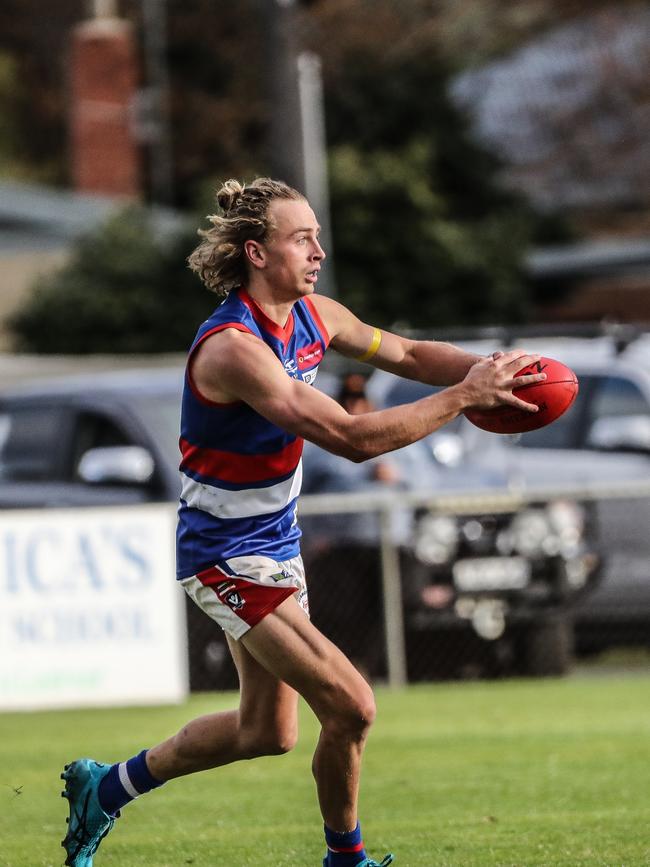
left=60, top=177, right=545, bottom=867
left=302, top=372, right=437, bottom=679
left=302, top=371, right=437, bottom=526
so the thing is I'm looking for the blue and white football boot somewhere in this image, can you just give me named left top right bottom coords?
left=61, top=759, right=117, bottom=867
left=323, top=856, right=394, bottom=867
left=358, top=858, right=394, bottom=867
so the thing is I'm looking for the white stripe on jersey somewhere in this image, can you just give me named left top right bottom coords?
left=180, top=460, right=303, bottom=520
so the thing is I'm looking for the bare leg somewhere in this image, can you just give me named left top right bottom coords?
left=148, top=596, right=374, bottom=833
left=147, top=636, right=299, bottom=780
left=240, top=598, right=376, bottom=832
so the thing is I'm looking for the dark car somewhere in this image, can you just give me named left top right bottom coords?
left=0, top=368, right=242, bottom=691
left=0, top=368, right=184, bottom=508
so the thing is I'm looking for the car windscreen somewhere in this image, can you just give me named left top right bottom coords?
left=516, top=372, right=650, bottom=449
left=517, top=374, right=594, bottom=449
left=131, top=393, right=182, bottom=464
left=385, top=374, right=587, bottom=447
left=0, top=405, right=68, bottom=480
left=382, top=380, right=465, bottom=434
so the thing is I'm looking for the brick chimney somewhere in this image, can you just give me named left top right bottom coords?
left=69, top=1, right=141, bottom=198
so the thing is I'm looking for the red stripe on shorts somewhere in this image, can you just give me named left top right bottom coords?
left=196, top=568, right=296, bottom=629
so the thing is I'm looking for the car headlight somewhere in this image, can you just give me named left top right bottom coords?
left=429, top=432, right=464, bottom=467
left=414, top=513, right=459, bottom=565
left=547, top=499, right=585, bottom=557
left=510, top=501, right=586, bottom=559
left=511, top=508, right=555, bottom=557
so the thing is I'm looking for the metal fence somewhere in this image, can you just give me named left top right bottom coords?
left=186, top=480, right=650, bottom=691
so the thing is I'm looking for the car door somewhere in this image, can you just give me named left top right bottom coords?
left=576, top=374, right=650, bottom=624
left=0, top=399, right=153, bottom=508
left=0, top=401, right=81, bottom=508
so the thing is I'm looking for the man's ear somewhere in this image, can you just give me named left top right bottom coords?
left=244, top=239, right=266, bottom=270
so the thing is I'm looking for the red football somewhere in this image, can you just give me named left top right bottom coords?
left=464, top=356, right=579, bottom=434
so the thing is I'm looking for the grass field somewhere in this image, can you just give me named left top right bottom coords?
left=1, top=673, right=649, bottom=867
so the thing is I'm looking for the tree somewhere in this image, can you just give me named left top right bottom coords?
left=329, top=143, right=534, bottom=328
left=301, top=4, right=557, bottom=327
left=10, top=208, right=215, bottom=353
left=7, top=0, right=578, bottom=350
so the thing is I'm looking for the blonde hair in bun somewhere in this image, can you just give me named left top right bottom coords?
left=188, top=177, right=304, bottom=297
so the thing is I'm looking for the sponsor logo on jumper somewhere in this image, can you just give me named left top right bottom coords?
left=297, top=341, right=323, bottom=370
left=301, top=367, right=319, bottom=385
left=284, top=358, right=299, bottom=378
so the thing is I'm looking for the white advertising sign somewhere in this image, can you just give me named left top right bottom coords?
left=0, top=504, right=188, bottom=711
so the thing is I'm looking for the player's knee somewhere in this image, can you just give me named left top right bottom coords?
left=327, top=684, right=376, bottom=740
left=240, top=723, right=298, bottom=759
left=350, top=689, right=377, bottom=735
left=265, top=725, right=299, bottom=756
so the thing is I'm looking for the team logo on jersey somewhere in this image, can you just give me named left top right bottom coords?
left=284, top=358, right=299, bottom=378
left=297, top=341, right=323, bottom=370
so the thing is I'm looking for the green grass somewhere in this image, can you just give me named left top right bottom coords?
left=1, top=674, right=650, bottom=866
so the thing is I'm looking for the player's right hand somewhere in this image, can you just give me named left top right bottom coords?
left=461, top=349, right=547, bottom=413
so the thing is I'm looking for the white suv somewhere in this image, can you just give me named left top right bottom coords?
left=367, top=330, right=650, bottom=660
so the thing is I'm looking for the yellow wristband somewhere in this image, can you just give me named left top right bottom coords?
left=354, top=327, right=382, bottom=362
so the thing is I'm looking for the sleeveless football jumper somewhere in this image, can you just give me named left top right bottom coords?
left=176, top=288, right=330, bottom=582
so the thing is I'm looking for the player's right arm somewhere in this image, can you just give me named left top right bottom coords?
left=191, top=329, right=546, bottom=462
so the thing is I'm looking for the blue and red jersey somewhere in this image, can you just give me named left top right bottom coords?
left=176, top=288, right=330, bottom=579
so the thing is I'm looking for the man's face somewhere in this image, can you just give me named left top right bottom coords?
left=255, top=198, right=326, bottom=299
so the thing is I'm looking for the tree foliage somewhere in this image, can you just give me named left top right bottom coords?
left=329, top=143, right=533, bottom=327
left=303, top=4, right=552, bottom=327
left=0, top=0, right=83, bottom=183
left=0, top=0, right=636, bottom=194
left=6, top=0, right=580, bottom=350
left=10, top=209, right=215, bottom=353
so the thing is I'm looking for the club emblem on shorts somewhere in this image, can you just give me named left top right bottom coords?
left=216, top=581, right=245, bottom=610
left=225, top=591, right=244, bottom=610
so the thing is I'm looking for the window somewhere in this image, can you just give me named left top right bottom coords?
left=384, top=380, right=463, bottom=435
left=0, top=405, right=68, bottom=481
left=132, top=394, right=182, bottom=463
left=589, top=376, right=650, bottom=421
left=516, top=375, right=594, bottom=450
left=70, top=412, right=132, bottom=480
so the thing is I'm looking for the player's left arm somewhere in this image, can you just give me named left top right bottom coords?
left=311, top=294, right=483, bottom=386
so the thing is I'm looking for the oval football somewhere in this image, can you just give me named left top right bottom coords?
left=464, top=357, right=579, bottom=434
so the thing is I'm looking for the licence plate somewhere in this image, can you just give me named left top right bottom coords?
left=453, top=556, right=531, bottom=591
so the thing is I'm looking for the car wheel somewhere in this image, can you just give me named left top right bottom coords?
left=524, top=614, right=574, bottom=676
